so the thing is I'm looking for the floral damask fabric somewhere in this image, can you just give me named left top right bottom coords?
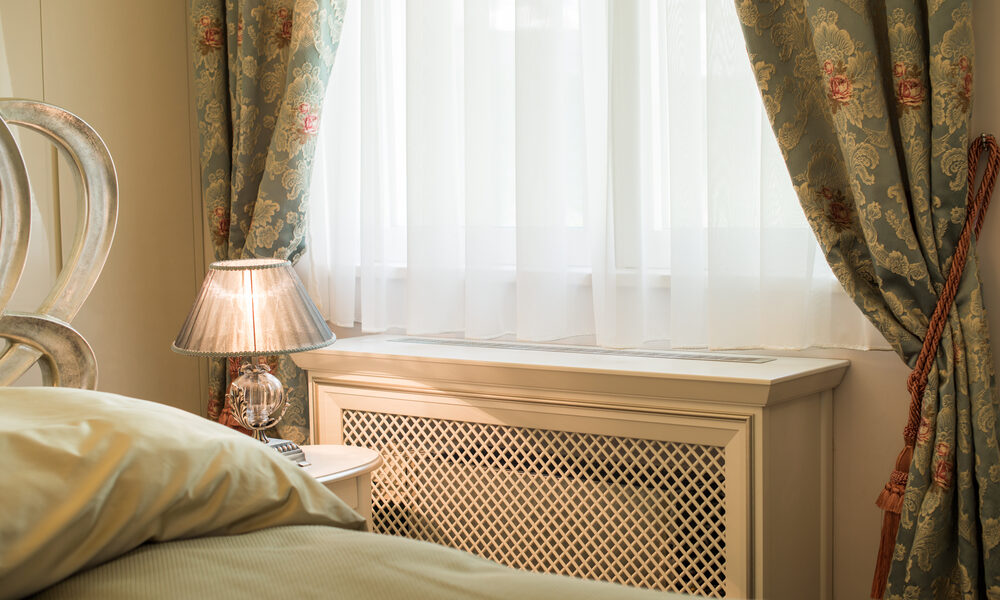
left=190, top=0, right=346, bottom=443
left=736, top=1, right=1000, bottom=597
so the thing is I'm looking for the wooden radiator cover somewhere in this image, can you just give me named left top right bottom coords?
left=296, top=335, right=848, bottom=600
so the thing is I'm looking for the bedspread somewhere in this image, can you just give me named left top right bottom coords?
left=34, top=525, right=683, bottom=599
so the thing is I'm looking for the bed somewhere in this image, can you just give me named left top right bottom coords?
left=0, top=100, right=684, bottom=599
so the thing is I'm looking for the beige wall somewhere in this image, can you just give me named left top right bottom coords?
left=0, top=1, right=205, bottom=413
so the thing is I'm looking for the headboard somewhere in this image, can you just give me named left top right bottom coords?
left=0, top=99, right=117, bottom=388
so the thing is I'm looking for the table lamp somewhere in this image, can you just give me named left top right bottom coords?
left=171, top=258, right=335, bottom=461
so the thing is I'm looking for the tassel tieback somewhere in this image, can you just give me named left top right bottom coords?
left=875, top=463, right=909, bottom=515
left=870, top=134, right=1000, bottom=599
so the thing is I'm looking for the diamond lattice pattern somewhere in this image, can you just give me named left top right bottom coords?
left=342, top=409, right=727, bottom=597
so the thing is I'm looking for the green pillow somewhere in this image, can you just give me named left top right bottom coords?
left=0, top=387, right=364, bottom=599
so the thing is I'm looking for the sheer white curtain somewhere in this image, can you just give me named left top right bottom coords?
left=299, top=0, right=888, bottom=350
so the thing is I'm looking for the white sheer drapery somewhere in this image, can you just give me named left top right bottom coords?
left=299, top=0, right=887, bottom=350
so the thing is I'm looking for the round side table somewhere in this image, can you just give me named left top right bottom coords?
left=300, top=444, right=382, bottom=526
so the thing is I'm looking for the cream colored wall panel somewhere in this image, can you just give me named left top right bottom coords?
left=2, top=0, right=64, bottom=385
left=1, top=0, right=57, bottom=311
left=0, top=1, right=41, bottom=98
left=35, top=1, right=201, bottom=411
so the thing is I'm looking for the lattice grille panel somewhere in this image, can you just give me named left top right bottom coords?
left=342, top=409, right=727, bottom=596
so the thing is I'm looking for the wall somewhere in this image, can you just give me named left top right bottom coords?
left=0, top=1, right=205, bottom=413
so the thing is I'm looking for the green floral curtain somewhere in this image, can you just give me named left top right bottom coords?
left=735, top=1, right=1000, bottom=597
left=190, top=0, right=345, bottom=443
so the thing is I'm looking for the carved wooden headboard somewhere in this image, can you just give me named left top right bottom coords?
left=0, top=99, right=117, bottom=388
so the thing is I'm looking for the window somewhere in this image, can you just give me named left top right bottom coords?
left=299, top=0, right=887, bottom=350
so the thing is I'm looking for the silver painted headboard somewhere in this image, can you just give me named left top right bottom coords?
left=0, top=99, right=118, bottom=389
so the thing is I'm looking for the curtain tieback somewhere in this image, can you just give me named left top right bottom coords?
left=871, top=134, right=1000, bottom=599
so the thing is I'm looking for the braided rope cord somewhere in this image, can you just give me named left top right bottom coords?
left=904, top=135, right=1000, bottom=434
left=871, top=134, right=1000, bottom=598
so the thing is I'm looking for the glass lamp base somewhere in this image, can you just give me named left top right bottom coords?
left=228, top=362, right=306, bottom=465
left=229, top=361, right=288, bottom=442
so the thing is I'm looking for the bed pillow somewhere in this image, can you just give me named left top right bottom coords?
left=0, top=386, right=365, bottom=599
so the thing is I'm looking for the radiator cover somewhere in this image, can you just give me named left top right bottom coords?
left=298, top=333, right=847, bottom=599
left=343, top=409, right=727, bottom=596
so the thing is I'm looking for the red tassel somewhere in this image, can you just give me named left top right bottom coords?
left=871, top=508, right=901, bottom=599
left=870, top=445, right=912, bottom=599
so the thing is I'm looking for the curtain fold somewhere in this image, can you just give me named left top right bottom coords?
left=299, top=0, right=888, bottom=351
left=190, top=0, right=346, bottom=443
left=735, top=1, right=1000, bottom=596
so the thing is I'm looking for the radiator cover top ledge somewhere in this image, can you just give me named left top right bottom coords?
left=297, top=334, right=846, bottom=600
left=293, top=334, right=849, bottom=408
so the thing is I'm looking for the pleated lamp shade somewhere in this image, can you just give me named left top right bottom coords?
left=171, top=258, right=335, bottom=357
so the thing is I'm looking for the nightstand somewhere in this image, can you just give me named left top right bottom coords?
left=300, top=444, right=382, bottom=525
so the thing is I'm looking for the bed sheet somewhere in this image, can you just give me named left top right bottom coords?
left=35, top=524, right=688, bottom=599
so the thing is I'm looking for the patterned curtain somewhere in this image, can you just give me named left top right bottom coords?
left=190, top=0, right=346, bottom=443
left=735, top=2, right=1000, bottom=597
